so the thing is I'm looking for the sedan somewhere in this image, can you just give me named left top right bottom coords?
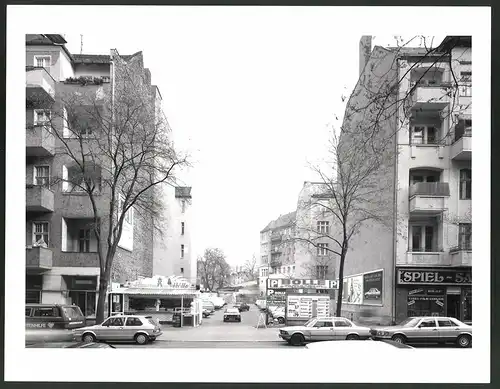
left=370, top=316, right=472, bottom=348
left=73, top=315, right=163, bottom=345
left=279, top=317, right=371, bottom=346
left=223, top=308, right=242, bottom=322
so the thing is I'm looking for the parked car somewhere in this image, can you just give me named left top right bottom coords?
left=26, top=342, right=116, bottom=349
left=73, top=315, right=163, bottom=345
left=202, top=309, right=211, bottom=318
left=278, top=317, right=371, bottom=346
left=364, top=288, right=381, bottom=299
left=270, top=307, right=286, bottom=324
left=202, top=300, right=216, bottom=314
left=370, top=316, right=472, bottom=348
left=305, top=339, right=414, bottom=351
left=223, top=308, right=242, bottom=322
left=234, top=302, right=250, bottom=312
left=26, top=304, right=86, bottom=330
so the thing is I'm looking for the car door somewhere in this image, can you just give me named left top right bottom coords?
left=415, top=318, right=439, bottom=342
left=104, top=316, right=125, bottom=340
left=124, top=317, right=143, bottom=340
left=309, top=320, right=333, bottom=341
left=333, top=319, right=352, bottom=340
left=437, top=318, right=460, bottom=342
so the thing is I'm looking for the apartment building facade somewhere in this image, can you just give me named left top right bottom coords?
left=337, top=36, right=472, bottom=325
left=152, top=186, right=196, bottom=285
left=25, top=34, right=158, bottom=319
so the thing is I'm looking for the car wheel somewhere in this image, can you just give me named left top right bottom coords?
left=82, top=333, right=96, bottom=343
left=278, top=317, right=285, bottom=325
left=135, top=333, right=148, bottom=345
left=456, top=334, right=471, bottom=348
left=290, top=333, right=305, bottom=346
left=346, top=334, right=360, bottom=340
left=391, top=334, right=406, bottom=344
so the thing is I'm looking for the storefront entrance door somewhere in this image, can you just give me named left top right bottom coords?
left=446, top=294, right=461, bottom=320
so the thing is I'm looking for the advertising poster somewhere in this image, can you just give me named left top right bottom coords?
left=362, top=270, right=383, bottom=305
left=346, top=275, right=363, bottom=304
left=266, top=288, right=286, bottom=308
left=342, top=279, right=348, bottom=301
left=286, top=294, right=330, bottom=320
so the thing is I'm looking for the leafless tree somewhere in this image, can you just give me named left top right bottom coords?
left=242, top=254, right=259, bottom=281
left=29, top=51, right=190, bottom=323
left=197, top=248, right=231, bottom=292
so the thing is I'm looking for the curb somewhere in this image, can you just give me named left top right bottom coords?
left=156, top=339, right=281, bottom=343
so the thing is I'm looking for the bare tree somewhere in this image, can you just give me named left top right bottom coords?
left=242, top=254, right=259, bottom=281
left=29, top=51, right=190, bottom=323
left=197, top=248, right=231, bottom=292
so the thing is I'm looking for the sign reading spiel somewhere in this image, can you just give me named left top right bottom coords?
left=397, top=269, right=471, bottom=285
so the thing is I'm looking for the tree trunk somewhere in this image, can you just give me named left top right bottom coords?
left=336, top=251, right=346, bottom=317
left=96, top=272, right=108, bottom=324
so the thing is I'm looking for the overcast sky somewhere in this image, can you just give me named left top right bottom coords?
left=18, top=7, right=448, bottom=267
left=56, top=14, right=446, bottom=267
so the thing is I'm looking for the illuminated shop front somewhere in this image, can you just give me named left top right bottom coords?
left=395, top=268, right=472, bottom=324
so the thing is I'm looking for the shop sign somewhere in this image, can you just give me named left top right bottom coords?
left=408, top=288, right=444, bottom=296
left=266, top=288, right=286, bottom=307
left=267, top=279, right=338, bottom=290
left=362, top=270, right=383, bottom=305
left=397, top=269, right=471, bottom=285
left=26, top=322, right=55, bottom=329
left=286, top=294, right=330, bottom=319
left=69, top=277, right=97, bottom=290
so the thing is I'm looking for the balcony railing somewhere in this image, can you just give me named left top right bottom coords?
left=409, top=182, right=450, bottom=215
left=450, top=244, right=472, bottom=267
left=398, top=251, right=449, bottom=266
left=409, top=182, right=450, bottom=197
left=26, top=125, right=55, bottom=156
left=451, top=127, right=472, bottom=161
left=409, top=82, right=452, bottom=110
left=57, top=252, right=99, bottom=267
left=26, top=247, right=53, bottom=271
left=26, top=185, right=55, bottom=212
left=26, top=67, right=56, bottom=105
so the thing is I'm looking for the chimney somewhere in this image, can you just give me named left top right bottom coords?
left=359, top=36, right=372, bottom=75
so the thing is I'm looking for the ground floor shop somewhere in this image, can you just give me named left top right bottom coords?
left=395, top=267, right=472, bottom=324
left=26, top=270, right=100, bottom=323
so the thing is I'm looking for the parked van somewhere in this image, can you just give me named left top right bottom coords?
left=25, top=304, right=86, bottom=330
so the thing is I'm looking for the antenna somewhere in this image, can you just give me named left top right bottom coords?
left=80, top=34, right=83, bottom=54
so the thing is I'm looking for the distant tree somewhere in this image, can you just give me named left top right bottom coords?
left=197, top=248, right=231, bottom=291
left=242, top=254, right=259, bottom=281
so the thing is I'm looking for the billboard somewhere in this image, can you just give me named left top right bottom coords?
left=345, top=275, right=363, bottom=304
left=286, top=294, right=331, bottom=320
left=362, top=270, right=383, bottom=305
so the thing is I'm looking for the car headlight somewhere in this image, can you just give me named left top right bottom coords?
left=377, top=331, right=390, bottom=336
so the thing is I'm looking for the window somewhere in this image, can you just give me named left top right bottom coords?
left=181, top=244, right=185, bottom=258
left=317, top=243, right=328, bottom=256
left=459, top=85, right=472, bottom=97
left=181, top=200, right=186, bottom=213
left=334, top=319, right=352, bottom=327
left=79, top=228, right=91, bottom=252
left=437, top=319, right=458, bottom=327
left=26, top=291, right=41, bottom=304
left=316, top=265, right=328, bottom=279
left=34, top=109, right=51, bottom=127
left=33, top=307, right=57, bottom=317
left=459, top=71, right=472, bottom=96
left=181, top=222, right=185, bottom=235
left=69, top=291, right=96, bottom=317
left=410, top=225, right=436, bottom=252
left=126, top=317, right=143, bottom=326
left=106, top=317, right=124, bottom=326
left=33, top=222, right=49, bottom=246
left=317, top=221, right=330, bottom=234
left=25, top=308, right=32, bottom=316
left=410, top=125, right=439, bottom=145
left=34, top=166, right=50, bottom=187
left=460, top=169, right=471, bottom=200
left=459, top=223, right=472, bottom=250
left=34, top=55, right=51, bottom=69
left=419, top=319, right=436, bottom=328
left=180, top=267, right=184, bottom=274
left=460, top=71, right=472, bottom=82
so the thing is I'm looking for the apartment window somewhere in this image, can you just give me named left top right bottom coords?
left=317, top=243, right=328, bottom=256
left=460, top=169, right=471, bottom=200
left=459, top=85, right=472, bottom=97
left=181, top=222, right=185, bottom=235
left=180, top=267, right=184, bottom=275
left=33, top=222, right=49, bottom=246
left=287, top=266, right=291, bottom=273
left=410, top=225, right=436, bottom=252
left=181, top=244, right=185, bottom=258
left=410, top=125, right=439, bottom=145
left=79, top=228, right=91, bottom=252
left=316, top=265, right=328, bottom=279
left=460, top=71, right=472, bottom=83
left=292, top=266, right=295, bottom=273
left=34, top=109, right=51, bottom=126
left=458, top=223, right=472, bottom=250
left=34, top=55, right=51, bottom=70
left=317, top=221, right=330, bottom=234
left=34, top=166, right=50, bottom=187
left=181, top=200, right=186, bottom=213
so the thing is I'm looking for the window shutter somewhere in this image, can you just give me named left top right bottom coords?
left=62, top=107, right=70, bottom=138
left=61, top=217, right=67, bottom=252
left=62, top=165, right=68, bottom=191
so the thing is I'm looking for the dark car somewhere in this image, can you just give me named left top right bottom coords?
left=234, top=303, right=250, bottom=312
left=26, top=304, right=86, bottom=330
left=26, top=342, right=115, bottom=348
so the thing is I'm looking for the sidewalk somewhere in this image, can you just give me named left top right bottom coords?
left=159, top=325, right=280, bottom=342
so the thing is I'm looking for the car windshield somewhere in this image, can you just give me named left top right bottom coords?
left=304, top=318, right=317, bottom=327
left=398, top=318, right=420, bottom=327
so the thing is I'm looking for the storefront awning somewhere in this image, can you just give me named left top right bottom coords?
left=113, top=288, right=200, bottom=298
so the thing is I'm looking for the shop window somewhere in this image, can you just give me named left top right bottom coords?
left=408, top=293, right=444, bottom=317
left=69, top=290, right=96, bottom=317
left=26, top=291, right=41, bottom=304
left=463, top=289, right=472, bottom=322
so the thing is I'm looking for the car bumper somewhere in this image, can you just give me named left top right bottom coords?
left=150, top=331, right=162, bottom=339
left=224, top=316, right=241, bottom=321
left=279, top=334, right=291, bottom=340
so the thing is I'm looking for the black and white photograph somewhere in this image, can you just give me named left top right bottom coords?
left=5, top=4, right=490, bottom=384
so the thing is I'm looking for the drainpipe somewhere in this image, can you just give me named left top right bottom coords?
left=392, top=60, right=400, bottom=325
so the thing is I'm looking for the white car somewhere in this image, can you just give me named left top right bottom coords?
left=364, top=288, right=381, bottom=299
left=279, top=317, right=371, bottom=346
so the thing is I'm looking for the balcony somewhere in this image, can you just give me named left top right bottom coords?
left=451, top=131, right=472, bottom=161
left=26, top=185, right=54, bottom=212
left=450, top=245, right=472, bottom=267
left=409, top=182, right=450, bottom=215
left=26, top=125, right=55, bottom=156
left=26, top=67, right=56, bottom=106
left=56, top=252, right=99, bottom=268
left=398, top=251, right=449, bottom=266
left=26, top=247, right=53, bottom=271
left=409, top=83, right=451, bottom=110
left=271, top=232, right=282, bottom=242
